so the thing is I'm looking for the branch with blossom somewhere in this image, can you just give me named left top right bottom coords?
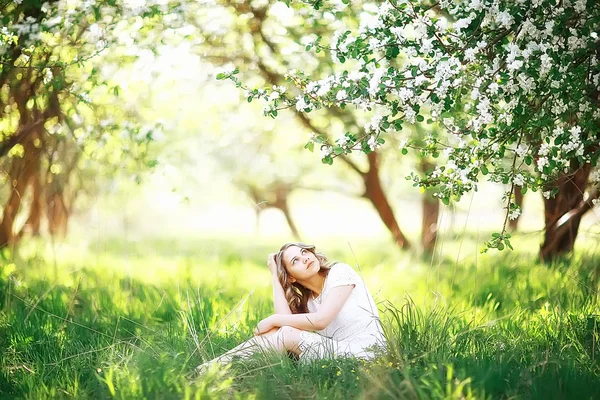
left=221, top=0, right=600, bottom=251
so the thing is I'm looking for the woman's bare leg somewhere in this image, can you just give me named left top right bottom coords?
left=195, top=326, right=303, bottom=372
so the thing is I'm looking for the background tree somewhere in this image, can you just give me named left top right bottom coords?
left=195, top=0, right=435, bottom=250
left=0, top=0, right=190, bottom=249
left=223, top=0, right=600, bottom=260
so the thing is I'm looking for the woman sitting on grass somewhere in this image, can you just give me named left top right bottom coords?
left=197, top=242, right=386, bottom=371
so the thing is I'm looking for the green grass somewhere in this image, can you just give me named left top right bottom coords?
left=0, top=236, right=599, bottom=399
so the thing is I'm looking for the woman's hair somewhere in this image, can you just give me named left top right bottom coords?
left=274, top=242, right=336, bottom=314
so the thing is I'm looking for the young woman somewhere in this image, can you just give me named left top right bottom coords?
left=196, top=242, right=386, bottom=371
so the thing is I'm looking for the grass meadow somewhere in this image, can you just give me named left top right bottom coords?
left=0, top=235, right=599, bottom=399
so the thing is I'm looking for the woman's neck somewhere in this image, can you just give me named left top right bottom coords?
left=298, top=272, right=327, bottom=298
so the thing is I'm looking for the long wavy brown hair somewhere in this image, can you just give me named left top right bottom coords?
left=274, top=242, right=336, bottom=314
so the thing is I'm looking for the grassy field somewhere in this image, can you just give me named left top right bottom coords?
left=0, top=236, right=599, bottom=399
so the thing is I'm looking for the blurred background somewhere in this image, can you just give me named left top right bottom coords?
left=1, top=0, right=598, bottom=261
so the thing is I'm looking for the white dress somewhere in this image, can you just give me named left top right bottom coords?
left=297, top=263, right=386, bottom=361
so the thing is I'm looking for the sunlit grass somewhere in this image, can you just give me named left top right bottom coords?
left=1, top=236, right=599, bottom=399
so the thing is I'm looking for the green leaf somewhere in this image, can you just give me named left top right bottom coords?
left=442, top=197, right=450, bottom=205
left=305, top=142, right=314, bottom=152
left=401, top=148, right=408, bottom=155
left=481, top=165, right=489, bottom=175
left=416, top=115, right=424, bottom=123
left=497, top=243, right=505, bottom=251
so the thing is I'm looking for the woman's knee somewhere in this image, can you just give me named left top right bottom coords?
left=276, top=326, right=302, bottom=352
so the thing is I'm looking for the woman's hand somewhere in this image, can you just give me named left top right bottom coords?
left=266, top=253, right=278, bottom=276
left=254, top=315, right=278, bottom=336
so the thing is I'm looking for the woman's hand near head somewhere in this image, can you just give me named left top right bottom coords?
left=266, top=253, right=278, bottom=276
left=268, top=251, right=293, bottom=314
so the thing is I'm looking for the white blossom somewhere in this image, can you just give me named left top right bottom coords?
left=508, top=208, right=521, bottom=220
left=496, top=11, right=514, bottom=29
left=296, top=95, right=310, bottom=111
left=513, top=174, right=525, bottom=186
left=515, top=144, right=528, bottom=157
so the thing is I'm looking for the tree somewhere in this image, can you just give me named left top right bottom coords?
left=207, top=104, right=312, bottom=240
left=222, top=0, right=600, bottom=260
left=197, top=0, right=447, bottom=250
left=0, top=0, right=188, bottom=248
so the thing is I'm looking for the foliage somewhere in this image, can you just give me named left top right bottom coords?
left=221, top=0, right=600, bottom=250
left=0, top=0, right=196, bottom=243
left=0, top=237, right=598, bottom=398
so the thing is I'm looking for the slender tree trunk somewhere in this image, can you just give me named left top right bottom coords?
left=418, top=159, right=439, bottom=253
left=509, top=188, right=524, bottom=231
left=255, top=208, right=261, bottom=236
left=47, top=192, right=69, bottom=238
left=363, top=152, right=411, bottom=250
left=277, top=203, right=301, bottom=241
left=540, top=163, right=592, bottom=262
left=273, top=185, right=301, bottom=241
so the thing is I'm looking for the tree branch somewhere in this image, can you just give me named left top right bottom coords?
left=0, top=118, right=46, bottom=159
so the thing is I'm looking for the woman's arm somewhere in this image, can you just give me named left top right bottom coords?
left=267, top=253, right=292, bottom=315
left=271, top=274, right=292, bottom=315
left=256, top=285, right=354, bottom=333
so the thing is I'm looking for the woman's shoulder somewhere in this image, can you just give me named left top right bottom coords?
left=329, top=262, right=354, bottom=272
left=326, top=262, right=362, bottom=288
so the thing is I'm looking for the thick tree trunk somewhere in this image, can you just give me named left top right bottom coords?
left=47, top=192, right=69, bottom=238
left=363, top=152, right=411, bottom=250
left=540, top=163, right=592, bottom=262
left=508, top=188, right=524, bottom=231
left=418, top=159, right=439, bottom=253
left=0, top=137, right=41, bottom=247
left=20, top=173, right=44, bottom=237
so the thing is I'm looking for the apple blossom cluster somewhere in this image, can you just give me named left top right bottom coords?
left=222, top=0, right=600, bottom=250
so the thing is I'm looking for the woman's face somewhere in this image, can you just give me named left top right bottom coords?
left=281, top=245, right=321, bottom=281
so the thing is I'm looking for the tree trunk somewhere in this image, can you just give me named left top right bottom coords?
left=363, top=152, right=411, bottom=250
left=277, top=203, right=301, bottom=241
left=47, top=192, right=69, bottom=238
left=20, top=173, right=44, bottom=238
left=508, top=188, right=524, bottom=231
left=540, top=163, right=592, bottom=262
left=272, top=184, right=301, bottom=241
left=0, top=137, right=41, bottom=247
left=418, top=160, right=439, bottom=253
